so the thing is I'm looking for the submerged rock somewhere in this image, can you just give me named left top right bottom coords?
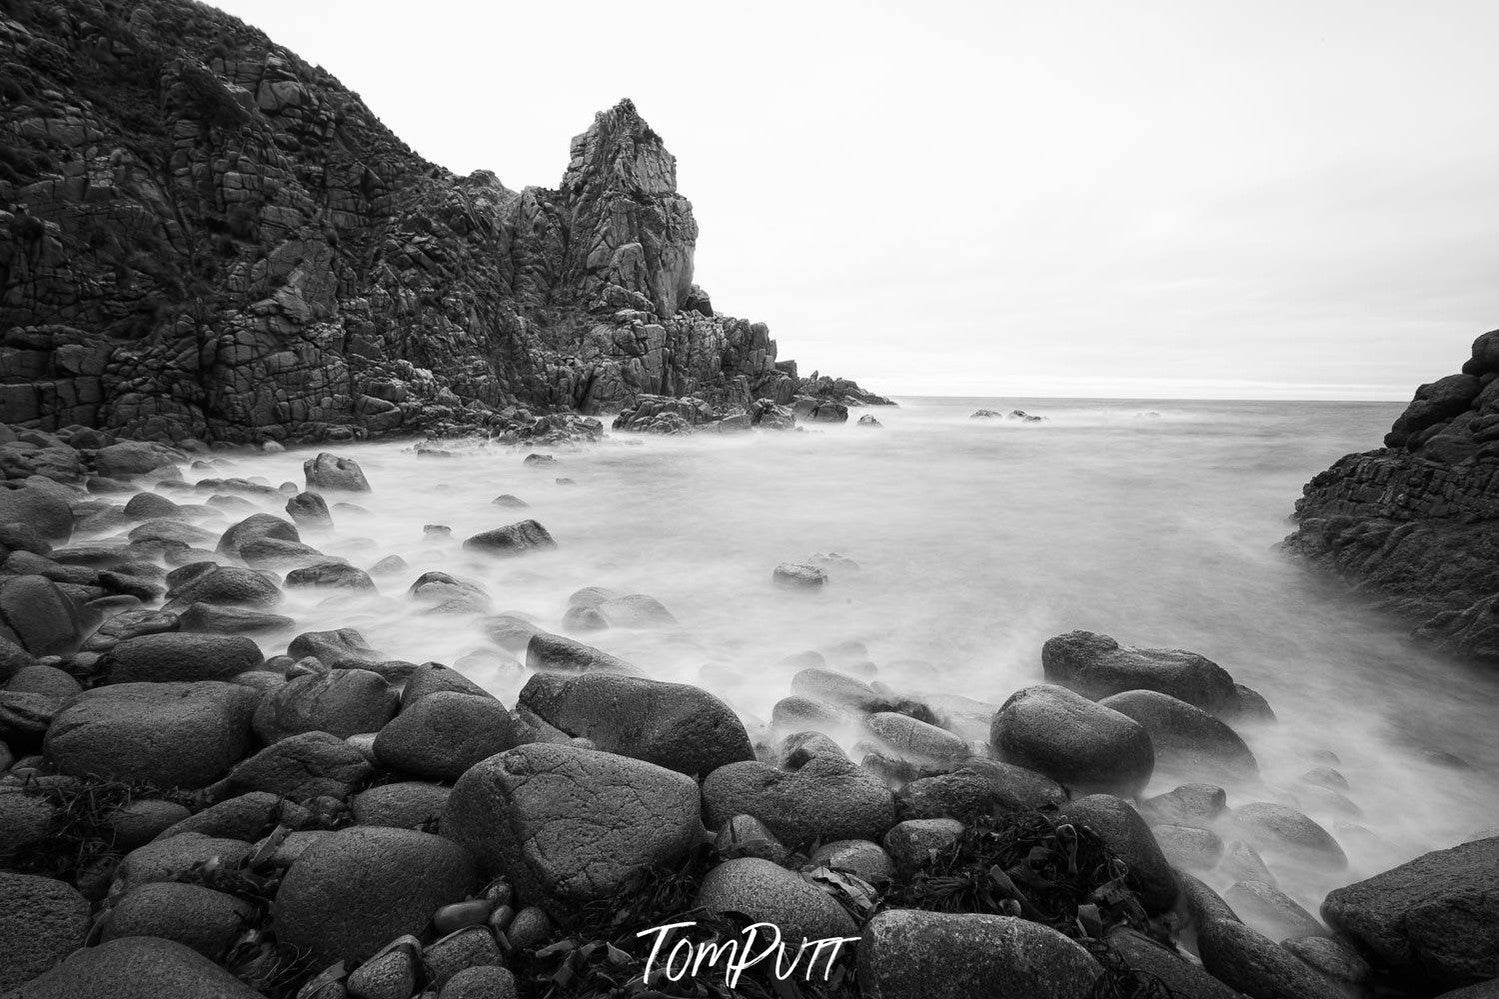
left=1042, top=630, right=1240, bottom=715
left=304, top=452, right=371, bottom=493
left=773, top=562, right=828, bottom=590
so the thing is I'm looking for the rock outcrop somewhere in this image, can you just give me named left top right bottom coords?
left=0, top=0, right=884, bottom=444
left=1286, top=329, right=1499, bottom=663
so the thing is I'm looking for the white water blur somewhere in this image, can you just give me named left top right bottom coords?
left=95, top=398, right=1499, bottom=915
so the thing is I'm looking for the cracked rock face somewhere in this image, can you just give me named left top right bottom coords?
left=1285, top=329, right=1499, bottom=664
left=0, top=1, right=877, bottom=444
left=440, top=742, right=702, bottom=906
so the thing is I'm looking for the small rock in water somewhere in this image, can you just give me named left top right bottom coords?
left=773, top=562, right=827, bottom=590
left=285, top=491, right=333, bottom=529
left=462, top=520, right=558, bottom=557
left=491, top=494, right=528, bottom=508
left=423, top=524, right=452, bottom=537
left=523, top=453, right=556, bottom=466
left=858, top=414, right=883, bottom=427
left=303, top=452, right=371, bottom=493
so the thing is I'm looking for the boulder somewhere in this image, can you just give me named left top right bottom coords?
left=288, top=627, right=386, bottom=667
left=858, top=910, right=1102, bottom=999
left=166, top=565, right=282, bottom=608
left=0, top=575, right=84, bottom=656
left=408, top=571, right=491, bottom=613
left=105, top=799, right=193, bottom=850
left=440, top=966, right=520, bottom=999
left=285, top=560, right=375, bottom=590
left=0, top=871, right=90, bottom=991
left=1100, top=689, right=1258, bottom=778
left=0, top=484, right=74, bottom=543
left=375, top=690, right=525, bottom=782
left=1105, top=927, right=1241, bottom=999
left=1230, top=802, right=1347, bottom=869
left=1151, top=823, right=1224, bottom=871
left=93, top=441, right=181, bottom=478
left=1042, top=631, right=1240, bottom=714
left=1322, top=836, right=1499, bottom=991
left=215, top=513, right=299, bottom=559
left=517, top=671, right=752, bottom=776
left=1225, top=879, right=1325, bottom=941
left=8, top=936, right=264, bottom=999
left=524, top=632, right=639, bottom=674
left=423, top=926, right=502, bottom=989
left=1183, top=874, right=1345, bottom=999
left=253, top=666, right=397, bottom=742
left=285, top=491, right=332, bottom=529
left=1139, top=783, right=1228, bottom=828
left=989, top=684, right=1155, bottom=795
left=153, top=791, right=290, bottom=842
left=883, top=817, right=964, bottom=873
left=702, top=753, right=896, bottom=845
left=304, top=452, right=372, bottom=492
left=114, top=833, right=255, bottom=892
left=863, top=711, right=968, bottom=766
left=808, top=839, right=896, bottom=883
left=462, top=520, right=557, bottom=557
left=593, top=593, right=678, bottom=628
left=402, top=662, right=493, bottom=705
left=442, top=743, right=701, bottom=904
left=1062, top=794, right=1179, bottom=913
left=773, top=562, right=827, bottom=590
left=274, top=827, right=477, bottom=964
left=101, top=633, right=263, bottom=684
left=178, top=603, right=293, bottom=634
left=1281, top=936, right=1373, bottom=995
left=351, top=781, right=451, bottom=829
left=101, top=882, right=255, bottom=960
left=696, top=857, right=858, bottom=944
left=45, top=681, right=258, bottom=787
left=210, top=730, right=373, bottom=802
left=895, top=762, right=1066, bottom=821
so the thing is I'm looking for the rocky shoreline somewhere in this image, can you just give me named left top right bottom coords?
left=0, top=1, right=890, bottom=446
left=0, top=433, right=1495, bottom=999
left=1286, top=329, right=1499, bottom=665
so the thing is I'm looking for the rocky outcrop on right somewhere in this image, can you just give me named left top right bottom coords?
left=1286, top=329, right=1499, bottom=663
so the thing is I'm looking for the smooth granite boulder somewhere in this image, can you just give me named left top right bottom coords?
left=44, top=681, right=259, bottom=787
left=702, top=753, right=897, bottom=845
left=304, top=452, right=371, bottom=492
left=0, top=871, right=90, bottom=991
left=252, top=666, right=397, bottom=742
left=442, top=743, right=701, bottom=905
left=374, top=690, right=525, bottom=782
left=858, top=910, right=1102, bottom=999
left=990, top=684, right=1154, bottom=795
left=695, top=857, right=858, bottom=945
left=517, top=671, right=752, bottom=776
left=8, top=936, right=265, bottom=999
left=101, top=633, right=263, bottom=684
left=274, top=826, right=477, bottom=964
left=1062, top=794, right=1180, bottom=913
left=101, top=882, right=255, bottom=960
left=1042, top=631, right=1240, bottom=714
left=1100, top=689, right=1258, bottom=778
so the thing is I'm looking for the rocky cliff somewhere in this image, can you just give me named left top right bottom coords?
left=1286, top=329, right=1499, bottom=663
left=0, top=0, right=887, bottom=444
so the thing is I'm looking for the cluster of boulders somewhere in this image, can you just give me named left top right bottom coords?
left=0, top=0, right=889, bottom=446
left=3, top=430, right=1496, bottom=999
left=1287, top=328, right=1499, bottom=664
left=609, top=395, right=799, bottom=435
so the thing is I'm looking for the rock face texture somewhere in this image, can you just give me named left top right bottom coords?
left=0, top=0, right=884, bottom=444
left=1286, top=330, right=1499, bottom=663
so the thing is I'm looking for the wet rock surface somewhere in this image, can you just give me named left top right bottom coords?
left=1286, top=329, right=1499, bottom=663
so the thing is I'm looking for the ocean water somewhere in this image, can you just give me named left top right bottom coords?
left=132, top=397, right=1499, bottom=916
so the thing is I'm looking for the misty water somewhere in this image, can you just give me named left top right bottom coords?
left=117, top=397, right=1499, bottom=917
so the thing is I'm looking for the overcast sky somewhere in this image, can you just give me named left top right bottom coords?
left=211, top=0, right=1495, bottom=399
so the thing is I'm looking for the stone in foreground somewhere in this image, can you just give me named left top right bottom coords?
left=442, top=742, right=701, bottom=905
left=8, top=936, right=264, bottom=999
left=696, top=857, right=858, bottom=945
left=462, top=520, right=557, bottom=557
left=274, top=826, right=477, bottom=964
left=858, top=909, right=1102, bottom=999
left=1322, top=835, right=1499, bottom=991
